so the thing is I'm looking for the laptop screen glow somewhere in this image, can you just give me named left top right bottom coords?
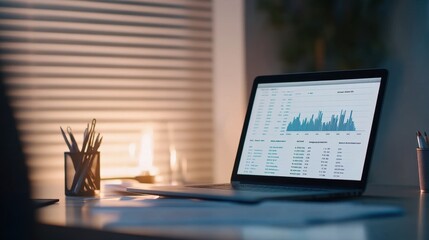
left=237, top=77, right=382, bottom=181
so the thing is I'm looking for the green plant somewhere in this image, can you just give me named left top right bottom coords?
left=257, top=0, right=389, bottom=71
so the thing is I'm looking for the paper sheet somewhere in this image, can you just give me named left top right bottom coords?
left=88, top=197, right=403, bottom=227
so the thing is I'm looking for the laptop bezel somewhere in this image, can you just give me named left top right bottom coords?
left=231, top=69, right=388, bottom=190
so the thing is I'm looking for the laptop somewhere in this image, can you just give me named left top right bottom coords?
left=127, top=69, right=388, bottom=203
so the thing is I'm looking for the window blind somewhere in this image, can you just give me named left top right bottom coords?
left=0, top=0, right=213, bottom=184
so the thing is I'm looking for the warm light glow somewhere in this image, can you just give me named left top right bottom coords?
left=182, top=157, right=188, bottom=182
left=169, top=144, right=180, bottom=185
left=169, top=145, right=177, bottom=172
left=137, top=127, right=155, bottom=175
left=128, top=143, right=136, bottom=159
left=168, top=123, right=177, bottom=184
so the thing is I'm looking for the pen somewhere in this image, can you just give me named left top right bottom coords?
left=417, top=131, right=427, bottom=149
left=60, top=127, right=72, bottom=152
left=67, top=127, right=80, bottom=153
left=61, top=118, right=101, bottom=194
left=424, top=131, right=429, bottom=146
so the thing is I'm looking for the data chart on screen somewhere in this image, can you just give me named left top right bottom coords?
left=237, top=78, right=382, bottom=180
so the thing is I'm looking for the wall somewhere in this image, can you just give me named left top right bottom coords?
left=245, top=0, right=429, bottom=186
left=370, top=0, right=429, bottom=186
left=212, top=0, right=246, bottom=183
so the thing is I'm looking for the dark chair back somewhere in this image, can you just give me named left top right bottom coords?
left=0, top=75, right=35, bottom=240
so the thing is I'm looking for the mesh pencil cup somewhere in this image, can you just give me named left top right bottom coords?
left=64, top=151, right=100, bottom=196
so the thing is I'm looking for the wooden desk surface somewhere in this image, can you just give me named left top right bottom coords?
left=33, top=181, right=429, bottom=240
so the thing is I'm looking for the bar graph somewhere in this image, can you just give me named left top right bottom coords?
left=287, top=110, right=356, bottom=131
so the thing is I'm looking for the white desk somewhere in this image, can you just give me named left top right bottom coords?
left=34, top=181, right=429, bottom=240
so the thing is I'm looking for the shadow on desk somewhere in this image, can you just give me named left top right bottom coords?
left=36, top=223, right=175, bottom=240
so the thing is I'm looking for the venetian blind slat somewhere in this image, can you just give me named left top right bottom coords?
left=17, top=121, right=213, bottom=132
left=0, top=7, right=211, bottom=29
left=0, top=42, right=211, bottom=59
left=4, top=77, right=212, bottom=87
left=0, top=19, right=212, bottom=39
left=1, top=55, right=212, bottom=69
left=4, top=0, right=212, bottom=18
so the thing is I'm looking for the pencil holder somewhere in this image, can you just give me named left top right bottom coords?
left=65, top=151, right=100, bottom=196
left=417, top=148, right=429, bottom=193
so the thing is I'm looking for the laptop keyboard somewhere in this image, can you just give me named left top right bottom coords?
left=190, top=183, right=325, bottom=193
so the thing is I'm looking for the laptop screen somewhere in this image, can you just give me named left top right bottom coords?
left=237, top=76, right=382, bottom=181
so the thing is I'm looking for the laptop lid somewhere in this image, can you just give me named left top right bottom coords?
left=231, top=69, right=387, bottom=190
